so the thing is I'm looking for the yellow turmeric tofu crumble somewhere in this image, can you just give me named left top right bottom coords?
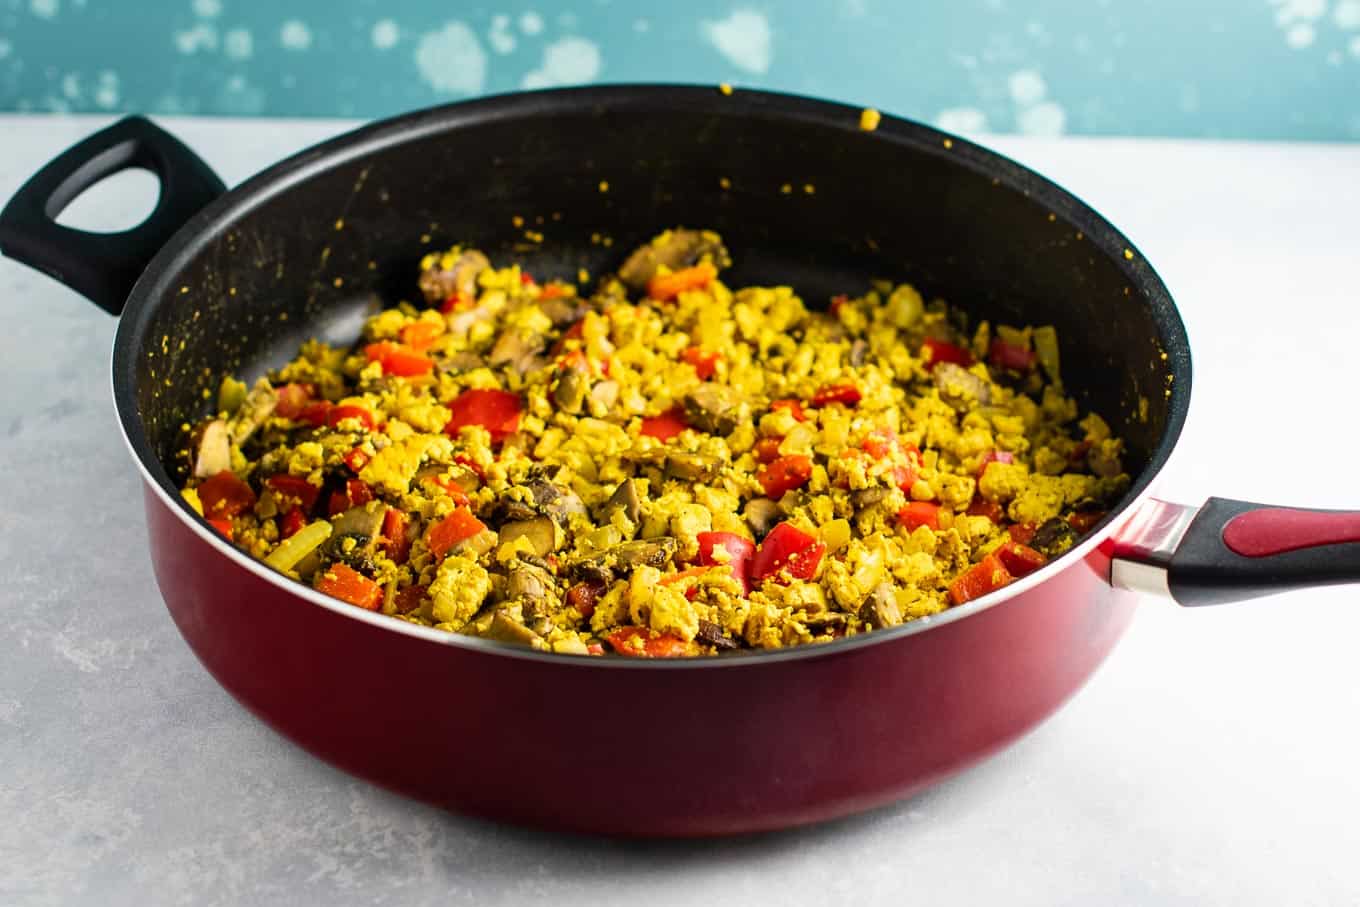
left=181, top=229, right=1130, bottom=658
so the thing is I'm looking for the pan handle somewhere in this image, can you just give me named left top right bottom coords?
left=0, top=115, right=226, bottom=316
left=1111, top=497, right=1360, bottom=605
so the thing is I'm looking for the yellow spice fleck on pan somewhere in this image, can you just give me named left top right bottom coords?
left=598, top=180, right=610, bottom=193
left=333, top=277, right=344, bottom=288
left=942, top=138, right=953, bottom=149
left=334, top=218, right=345, bottom=230
left=180, top=286, right=189, bottom=294
left=719, top=176, right=731, bottom=190
left=718, top=83, right=733, bottom=95
left=780, top=183, right=792, bottom=195
left=859, top=108, right=881, bottom=131
left=1123, top=249, right=1134, bottom=260
left=512, top=215, right=524, bottom=228
left=803, top=183, right=815, bottom=195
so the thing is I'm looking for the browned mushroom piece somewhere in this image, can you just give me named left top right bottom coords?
left=743, top=497, right=782, bottom=538
left=538, top=295, right=587, bottom=327
left=850, top=486, right=889, bottom=510
left=603, top=478, right=642, bottom=525
left=933, top=362, right=992, bottom=411
left=193, top=419, right=232, bottom=478
left=228, top=379, right=278, bottom=446
left=482, top=610, right=546, bottom=648
left=664, top=452, right=720, bottom=482
left=551, top=370, right=590, bottom=414
left=498, top=516, right=560, bottom=557
left=695, top=620, right=739, bottom=650
left=488, top=329, right=546, bottom=375
left=616, top=229, right=731, bottom=292
left=860, top=583, right=903, bottom=629
left=525, top=479, right=587, bottom=525
left=567, top=537, right=678, bottom=584
left=682, top=384, right=746, bottom=435
left=1030, top=517, right=1079, bottom=558
left=418, top=248, right=490, bottom=304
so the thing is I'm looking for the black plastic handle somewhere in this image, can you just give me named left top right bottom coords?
left=0, top=115, right=226, bottom=315
left=1168, top=497, right=1360, bottom=606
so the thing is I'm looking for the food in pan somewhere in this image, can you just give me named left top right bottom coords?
left=180, top=229, right=1130, bottom=657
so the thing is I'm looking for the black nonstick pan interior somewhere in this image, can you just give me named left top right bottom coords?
left=113, top=87, right=1188, bottom=501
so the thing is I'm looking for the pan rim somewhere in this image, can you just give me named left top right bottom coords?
left=110, top=83, right=1193, bottom=669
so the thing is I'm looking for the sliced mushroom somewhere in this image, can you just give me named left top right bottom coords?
left=682, top=384, right=746, bottom=435
left=324, top=504, right=388, bottom=572
left=228, top=380, right=278, bottom=445
left=850, top=487, right=889, bottom=510
left=860, top=583, right=903, bottom=629
left=696, top=619, right=739, bottom=650
left=616, top=229, right=731, bottom=292
left=551, top=370, right=589, bottom=414
left=743, top=498, right=782, bottom=539
left=193, top=419, right=232, bottom=478
left=504, top=561, right=554, bottom=604
left=568, top=537, right=677, bottom=583
left=538, top=296, right=586, bottom=327
left=933, top=362, right=992, bottom=411
left=604, top=478, right=642, bottom=525
left=418, top=248, right=490, bottom=304
left=330, top=503, right=387, bottom=540
left=1030, top=517, right=1079, bottom=558
left=499, top=516, right=559, bottom=557
left=665, top=452, right=719, bottom=482
left=489, top=329, right=546, bottom=374
left=526, top=479, right=587, bottom=525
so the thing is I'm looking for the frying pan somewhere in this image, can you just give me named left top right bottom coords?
left=3, top=86, right=1357, bottom=837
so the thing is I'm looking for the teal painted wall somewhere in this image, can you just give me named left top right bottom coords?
left=1, top=0, right=1357, bottom=140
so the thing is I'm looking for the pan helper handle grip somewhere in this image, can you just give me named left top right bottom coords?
left=1112, top=497, right=1360, bottom=606
left=0, top=116, right=225, bottom=316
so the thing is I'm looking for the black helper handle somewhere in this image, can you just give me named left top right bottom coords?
left=0, top=116, right=226, bottom=315
left=1113, top=497, right=1360, bottom=607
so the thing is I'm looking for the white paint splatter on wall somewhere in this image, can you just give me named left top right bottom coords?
left=224, top=27, right=253, bottom=60
left=1285, top=22, right=1316, bottom=46
left=60, top=70, right=78, bottom=99
left=93, top=69, right=118, bottom=108
left=488, top=14, right=516, bottom=54
left=701, top=9, right=773, bottom=74
left=29, top=0, right=57, bottom=19
left=519, top=11, right=544, bottom=35
left=633, top=18, right=650, bottom=32
left=521, top=36, right=602, bottom=89
left=371, top=19, right=399, bottom=50
left=1335, top=0, right=1360, bottom=28
left=279, top=19, right=312, bottom=51
left=191, top=0, right=220, bottom=19
left=414, top=21, right=487, bottom=95
left=1017, top=101, right=1066, bottom=136
left=1008, top=69, right=1046, bottom=106
left=0, top=38, right=11, bottom=60
left=936, top=107, right=988, bottom=133
left=1351, top=33, right=1360, bottom=54
left=174, top=23, right=218, bottom=54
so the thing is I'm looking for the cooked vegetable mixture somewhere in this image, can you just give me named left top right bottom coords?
left=181, top=229, right=1129, bottom=657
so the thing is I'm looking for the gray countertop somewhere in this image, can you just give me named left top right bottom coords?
left=3, top=116, right=1359, bottom=907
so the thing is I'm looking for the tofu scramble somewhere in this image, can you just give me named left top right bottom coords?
left=181, top=229, right=1130, bottom=658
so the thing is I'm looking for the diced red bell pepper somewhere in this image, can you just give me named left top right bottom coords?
left=861, top=427, right=900, bottom=460
left=453, top=454, right=486, bottom=481
left=297, top=400, right=334, bottom=427
left=995, top=541, right=1047, bottom=577
left=265, top=474, right=320, bottom=513
left=758, top=454, right=813, bottom=498
left=279, top=508, right=306, bottom=540
left=440, top=290, right=474, bottom=314
left=639, top=407, right=688, bottom=442
left=393, top=584, right=427, bottom=614
left=966, top=495, right=1006, bottom=523
left=315, top=563, right=383, bottom=611
left=328, top=479, right=374, bottom=516
left=897, top=501, right=941, bottom=532
left=380, top=508, right=411, bottom=564
left=520, top=271, right=536, bottom=285
left=327, top=404, right=376, bottom=431
left=989, top=338, right=1036, bottom=371
left=750, top=521, right=826, bottom=585
left=977, top=450, right=1015, bottom=477
left=948, top=553, right=1015, bottom=605
left=647, top=262, right=717, bottom=301
left=197, top=471, right=256, bottom=519
left=753, top=437, right=783, bottom=464
left=540, top=282, right=569, bottom=300
left=586, top=642, right=605, bottom=656
left=681, top=347, right=722, bottom=380
left=420, top=474, right=471, bottom=506
left=921, top=337, right=974, bottom=369
left=344, top=447, right=371, bottom=474
left=426, top=508, right=486, bottom=559
left=207, top=517, right=233, bottom=540
left=273, top=382, right=315, bottom=419
left=384, top=348, right=435, bottom=376
left=363, top=341, right=401, bottom=363
left=1068, top=511, right=1106, bottom=533
left=695, top=531, right=756, bottom=594
left=811, top=383, right=862, bottom=407
left=605, top=626, right=692, bottom=658
left=1008, top=522, right=1038, bottom=546
left=829, top=293, right=849, bottom=314
left=401, top=321, right=443, bottom=351
left=769, top=398, right=807, bottom=422
left=566, top=581, right=605, bottom=619
left=445, top=388, right=522, bottom=443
